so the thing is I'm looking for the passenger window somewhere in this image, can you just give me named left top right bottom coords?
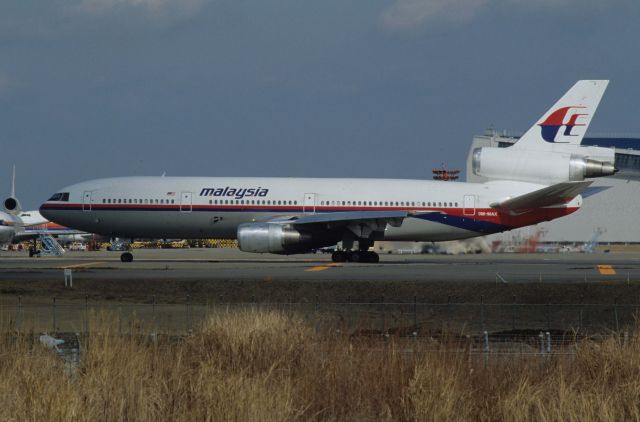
left=102, top=199, right=105, bottom=204
left=422, top=202, right=425, bottom=206
left=294, top=201, right=297, bottom=205
left=438, top=202, right=442, bottom=207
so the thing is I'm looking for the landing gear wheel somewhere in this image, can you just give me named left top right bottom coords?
left=368, top=251, right=380, bottom=263
left=331, top=251, right=347, bottom=263
left=350, top=252, right=362, bottom=263
left=120, top=252, right=134, bottom=263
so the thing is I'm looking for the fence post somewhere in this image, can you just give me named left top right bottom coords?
left=545, top=300, right=550, bottom=331
left=614, top=298, right=619, bottom=332
left=483, top=331, right=489, bottom=367
left=381, top=295, right=385, bottom=335
left=413, top=295, right=417, bottom=333
left=84, top=295, right=89, bottom=336
left=17, top=296, right=22, bottom=332
left=52, top=296, right=57, bottom=333
left=446, top=295, right=451, bottom=331
left=512, top=295, right=517, bottom=331
left=186, top=294, right=191, bottom=332
left=480, top=295, right=485, bottom=333
left=546, top=331, right=551, bottom=354
left=538, top=331, right=545, bottom=369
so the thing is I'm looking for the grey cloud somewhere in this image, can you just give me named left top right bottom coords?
left=72, top=0, right=208, bottom=19
left=381, top=0, right=615, bottom=30
left=381, top=0, right=488, bottom=30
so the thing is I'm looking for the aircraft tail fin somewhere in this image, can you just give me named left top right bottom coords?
left=4, top=165, right=21, bottom=215
left=513, top=80, right=609, bottom=150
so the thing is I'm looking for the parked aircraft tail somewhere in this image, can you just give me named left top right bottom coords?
left=4, top=165, right=22, bottom=215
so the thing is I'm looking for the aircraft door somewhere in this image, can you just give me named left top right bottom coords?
left=82, top=191, right=92, bottom=212
left=463, top=195, right=476, bottom=216
left=303, top=193, right=316, bottom=213
left=180, top=192, right=193, bottom=212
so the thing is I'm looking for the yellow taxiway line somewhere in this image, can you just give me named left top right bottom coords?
left=59, top=262, right=106, bottom=269
left=597, top=265, right=616, bottom=275
left=305, top=263, right=340, bottom=272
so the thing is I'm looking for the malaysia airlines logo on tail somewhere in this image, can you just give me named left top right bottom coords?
left=538, top=106, right=588, bottom=143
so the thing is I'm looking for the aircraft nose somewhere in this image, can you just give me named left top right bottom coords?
left=39, top=203, right=54, bottom=221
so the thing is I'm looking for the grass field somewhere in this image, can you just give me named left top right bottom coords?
left=1, top=309, right=639, bottom=421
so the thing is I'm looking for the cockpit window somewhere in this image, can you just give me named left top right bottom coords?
left=48, top=192, right=70, bottom=202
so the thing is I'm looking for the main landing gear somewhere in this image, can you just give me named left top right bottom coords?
left=331, top=250, right=379, bottom=263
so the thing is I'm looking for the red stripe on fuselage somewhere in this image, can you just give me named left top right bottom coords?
left=41, top=202, right=580, bottom=231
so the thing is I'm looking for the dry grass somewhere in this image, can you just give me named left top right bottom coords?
left=1, top=310, right=640, bottom=421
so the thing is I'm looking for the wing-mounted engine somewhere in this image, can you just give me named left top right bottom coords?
left=237, top=223, right=316, bottom=254
left=472, top=147, right=616, bottom=184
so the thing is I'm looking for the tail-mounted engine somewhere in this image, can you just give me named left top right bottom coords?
left=3, top=196, right=21, bottom=215
left=472, top=148, right=616, bottom=184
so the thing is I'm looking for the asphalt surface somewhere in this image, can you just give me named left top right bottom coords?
left=1, top=248, right=638, bottom=284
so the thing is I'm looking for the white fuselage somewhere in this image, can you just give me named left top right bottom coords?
left=39, top=176, right=581, bottom=244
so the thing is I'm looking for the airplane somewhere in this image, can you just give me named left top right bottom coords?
left=40, top=80, right=617, bottom=263
left=1, top=167, right=88, bottom=255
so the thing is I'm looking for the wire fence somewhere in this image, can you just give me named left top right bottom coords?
left=2, top=297, right=638, bottom=338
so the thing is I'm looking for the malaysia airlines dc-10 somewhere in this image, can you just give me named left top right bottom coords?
left=41, top=81, right=617, bottom=262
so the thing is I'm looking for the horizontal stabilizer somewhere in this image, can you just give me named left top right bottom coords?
left=490, top=181, right=592, bottom=212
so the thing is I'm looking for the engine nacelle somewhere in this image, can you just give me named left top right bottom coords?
left=3, top=196, right=21, bottom=215
left=237, top=222, right=311, bottom=254
left=472, top=148, right=616, bottom=184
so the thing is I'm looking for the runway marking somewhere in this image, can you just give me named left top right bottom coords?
left=598, top=265, right=616, bottom=275
left=60, top=262, right=105, bottom=269
left=305, top=263, right=340, bottom=272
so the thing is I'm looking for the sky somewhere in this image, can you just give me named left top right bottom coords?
left=1, top=0, right=639, bottom=208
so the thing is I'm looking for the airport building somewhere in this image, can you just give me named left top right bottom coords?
left=467, top=131, right=640, bottom=244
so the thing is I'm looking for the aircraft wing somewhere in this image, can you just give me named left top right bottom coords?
left=14, top=227, right=89, bottom=242
left=490, top=181, right=593, bottom=213
left=289, top=210, right=409, bottom=226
